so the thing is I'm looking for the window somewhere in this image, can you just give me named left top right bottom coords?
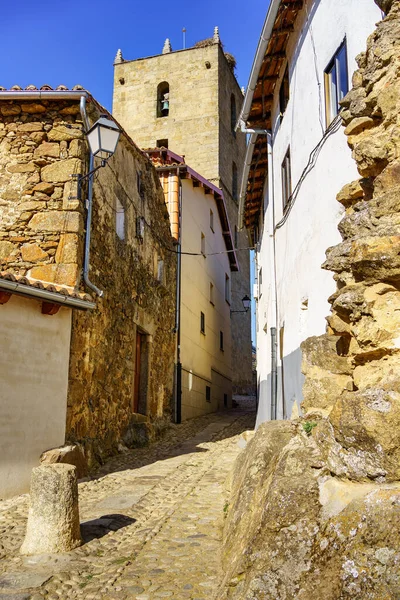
left=210, top=282, right=214, bottom=305
left=324, top=40, right=348, bottom=125
left=259, top=267, right=263, bottom=298
left=232, top=162, right=238, bottom=202
left=206, top=385, right=211, bottom=402
left=156, top=138, right=168, bottom=148
left=220, top=331, right=224, bottom=351
left=281, top=148, right=292, bottom=210
left=115, top=198, right=125, bottom=241
left=136, top=216, right=145, bottom=241
left=200, top=311, right=205, bottom=334
left=201, top=232, right=206, bottom=256
left=137, top=171, right=144, bottom=199
left=234, top=225, right=238, bottom=249
left=157, top=81, right=169, bottom=118
left=210, top=209, right=214, bottom=232
left=225, top=274, right=231, bottom=304
left=279, top=65, right=289, bottom=120
left=157, top=259, right=164, bottom=282
left=224, top=393, right=228, bottom=407
left=230, top=94, right=237, bottom=136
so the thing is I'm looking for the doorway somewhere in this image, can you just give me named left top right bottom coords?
left=133, top=330, right=147, bottom=414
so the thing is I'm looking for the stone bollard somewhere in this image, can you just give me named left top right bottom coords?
left=20, top=464, right=82, bottom=555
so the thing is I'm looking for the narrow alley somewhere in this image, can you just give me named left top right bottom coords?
left=0, top=398, right=256, bottom=600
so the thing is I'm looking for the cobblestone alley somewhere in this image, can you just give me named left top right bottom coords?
left=0, top=398, right=256, bottom=600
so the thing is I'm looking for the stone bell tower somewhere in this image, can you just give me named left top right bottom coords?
left=112, top=28, right=253, bottom=394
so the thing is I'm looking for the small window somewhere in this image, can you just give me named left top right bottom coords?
left=281, top=148, right=292, bottom=210
left=115, top=198, right=125, bottom=241
left=324, top=40, right=348, bottom=125
left=201, top=232, right=206, bottom=256
left=230, top=94, right=237, bottom=136
left=210, top=282, right=214, bottom=305
left=156, top=138, right=168, bottom=148
left=259, top=267, right=263, bottom=298
left=136, top=216, right=145, bottom=241
left=137, top=171, right=144, bottom=198
left=200, top=311, right=205, bottom=334
left=206, top=385, right=211, bottom=402
left=279, top=65, right=290, bottom=120
left=210, top=209, right=214, bottom=232
left=234, top=225, right=238, bottom=249
left=220, top=331, right=224, bottom=351
left=225, top=274, right=230, bottom=304
left=232, top=162, right=238, bottom=202
left=157, top=81, right=169, bottom=118
left=157, top=259, right=165, bottom=284
left=224, top=393, right=228, bottom=407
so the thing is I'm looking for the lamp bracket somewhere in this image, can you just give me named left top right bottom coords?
left=69, top=159, right=108, bottom=201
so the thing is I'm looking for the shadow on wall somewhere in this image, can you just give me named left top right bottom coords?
left=256, top=346, right=304, bottom=427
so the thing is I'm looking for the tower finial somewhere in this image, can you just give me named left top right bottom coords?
left=241, top=86, right=246, bottom=96
left=213, top=26, right=220, bottom=43
left=162, top=38, right=172, bottom=54
left=114, top=49, right=123, bottom=64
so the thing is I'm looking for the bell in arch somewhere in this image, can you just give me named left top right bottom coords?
left=161, top=93, right=169, bottom=116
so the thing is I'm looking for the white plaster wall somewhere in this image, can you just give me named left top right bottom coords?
left=180, top=180, right=233, bottom=419
left=0, top=295, right=72, bottom=498
left=255, top=0, right=382, bottom=426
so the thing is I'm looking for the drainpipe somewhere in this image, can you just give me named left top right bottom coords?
left=79, top=96, right=103, bottom=297
left=174, top=175, right=183, bottom=424
left=266, top=132, right=278, bottom=420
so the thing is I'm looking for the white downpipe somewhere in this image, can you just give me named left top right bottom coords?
left=266, top=131, right=278, bottom=420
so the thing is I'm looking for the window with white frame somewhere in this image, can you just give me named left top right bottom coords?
left=324, top=40, right=348, bottom=125
left=115, top=198, right=125, bottom=241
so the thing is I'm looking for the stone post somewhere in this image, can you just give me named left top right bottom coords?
left=20, top=464, right=82, bottom=555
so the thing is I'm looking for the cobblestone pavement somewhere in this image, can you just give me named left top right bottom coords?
left=0, top=397, right=256, bottom=600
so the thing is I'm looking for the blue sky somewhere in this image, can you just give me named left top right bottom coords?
left=2, top=0, right=267, bottom=111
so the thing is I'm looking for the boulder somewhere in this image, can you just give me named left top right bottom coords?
left=40, top=444, right=88, bottom=479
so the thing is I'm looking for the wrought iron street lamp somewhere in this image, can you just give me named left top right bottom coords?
left=73, top=115, right=121, bottom=200
left=231, top=294, right=251, bottom=314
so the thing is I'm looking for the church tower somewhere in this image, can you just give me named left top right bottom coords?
left=112, top=29, right=253, bottom=394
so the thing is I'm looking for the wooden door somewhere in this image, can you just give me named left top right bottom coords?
left=133, top=332, right=142, bottom=413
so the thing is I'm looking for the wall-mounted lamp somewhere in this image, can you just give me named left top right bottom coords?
left=231, top=294, right=251, bottom=314
left=72, top=115, right=121, bottom=200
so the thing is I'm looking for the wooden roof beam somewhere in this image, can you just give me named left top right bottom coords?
left=271, top=25, right=294, bottom=36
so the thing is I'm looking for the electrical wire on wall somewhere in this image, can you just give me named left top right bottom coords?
left=274, top=114, right=342, bottom=230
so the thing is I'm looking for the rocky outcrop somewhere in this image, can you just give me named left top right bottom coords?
left=220, top=2, right=400, bottom=597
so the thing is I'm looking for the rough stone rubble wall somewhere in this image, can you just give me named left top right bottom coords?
left=219, top=3, right=400, bottom=598
left=0, top=100, right=85, bottom=285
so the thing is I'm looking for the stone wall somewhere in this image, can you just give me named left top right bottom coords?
left=0, top=99, right=85, bottom=284
left=219, top=3, right=400, bottom=598
left=113, top=42, right=253, bottom=395
left=66, top=125, right=177, bottom=467
left=0, top=96, right=177, bottom=468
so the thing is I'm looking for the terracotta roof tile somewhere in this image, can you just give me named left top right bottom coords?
left=0, top=271, right=93, bottom=302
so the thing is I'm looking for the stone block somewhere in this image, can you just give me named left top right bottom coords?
left=28, top=210, right=83, bottom=233
left=20, top=464, right=82, bottom=555
left=40, top=444, right=88, bottom=479
left=0, top=104, right=21, bottom=116
left=21, top=103, right=47, bottom=114
left=336, top=179, right=364, bottom=207
left=55, top=233, right=80, bottom=264
left=41, top=158, right=82, bottom=183
left=0, top=241, right=15, bottom=260
left=48, top=126, right=84, bottom=142
left=32, top=182, right=55, bottom=194
left=18, top=122, right=43, bottom=132
left=68, top=139, right=86, bottom=159
left=34, top=142, right=60, bottom=158
left=28, top=263, right=79, bottom=287
left=21, top=243, right=48, bottom=262
left=7, top=162, right=36, bottom=173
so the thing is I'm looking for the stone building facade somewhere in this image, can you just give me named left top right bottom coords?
left=112, top=34, right=253, bottom=394
left=0, top=88, right=176, bottom=475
